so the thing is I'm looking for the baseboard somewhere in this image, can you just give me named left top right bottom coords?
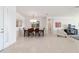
left=4, top=40, right=16, bottom=49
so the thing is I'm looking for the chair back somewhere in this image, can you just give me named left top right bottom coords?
left=28, top=28, right=34, bottom=33
left=35, top=28, right=39, bottom=32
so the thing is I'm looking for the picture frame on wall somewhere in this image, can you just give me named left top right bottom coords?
left=55, top=22, right=61, bottom=28
left=16, top=19, right=22, bottom=27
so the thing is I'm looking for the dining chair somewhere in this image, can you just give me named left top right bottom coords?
left=23, top=28, right=28, bottom=37
left=35, top=28, right=40, bottom=36
left=28, top=28, right=34, bottom=37
left=39, top=28, right=45, bottom=36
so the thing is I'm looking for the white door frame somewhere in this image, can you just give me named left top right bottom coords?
left=0, top=7, right=4, bottom=51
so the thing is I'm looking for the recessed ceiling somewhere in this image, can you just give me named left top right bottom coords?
left=16, top=6, right=79, bottom=17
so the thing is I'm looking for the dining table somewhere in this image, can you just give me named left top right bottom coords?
left=23, top=28, right=44, bottom=37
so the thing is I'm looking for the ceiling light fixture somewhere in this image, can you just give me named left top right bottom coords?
left=30, top=19, right=37, bottom=23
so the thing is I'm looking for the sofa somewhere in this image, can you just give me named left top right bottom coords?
left=64, top=24, right=78, bottom=35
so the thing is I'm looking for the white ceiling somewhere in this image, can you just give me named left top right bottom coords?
left=16, top=6, right=79, bottom=17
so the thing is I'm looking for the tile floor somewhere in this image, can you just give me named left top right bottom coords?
left=1, top=34, right=79, bottom=53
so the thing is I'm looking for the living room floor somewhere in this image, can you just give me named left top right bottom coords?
left=1, top=34, right=79, bottom=53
